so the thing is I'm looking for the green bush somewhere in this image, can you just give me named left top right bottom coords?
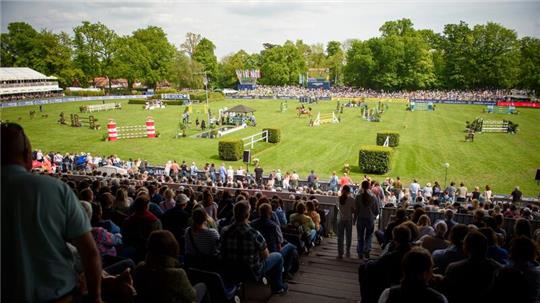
left=376, top=131, right=400, bottom=147
left=218, top=139, right=243, bottom=161
left=64, top=89, right=105, bottom=97
left=263, top=128, right=281, bottom=143
left=358, top=145, right=392, bottom=174
left=156, top=88, right=178, bottom=94
left=183, top=91, right=224, bottom=102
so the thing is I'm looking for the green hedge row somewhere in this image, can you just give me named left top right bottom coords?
left=263, top=128, right=281, bottom=143
left=218, top=139, right=243, bottom=161
left=358, top=145, right=392, bottom=174
left=187, top=91, right=224, bottom=102
left=64, top=90, right=105, bottom=97
left=128, top=99, right=184, bottom=105
left=376, top=131, right=400, bottom=147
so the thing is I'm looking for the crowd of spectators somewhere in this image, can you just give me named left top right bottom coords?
left=0, top=91, right=63, bottom=102
left=232, top=85, right=532, bottom=102
left=5, top=122, right=540, bottom=303
left=33, top=150, right=538, bottom=220
left=358, top=178, right=540, bottom=303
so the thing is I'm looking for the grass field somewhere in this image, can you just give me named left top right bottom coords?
left=2, top=98, right=540, bottom=196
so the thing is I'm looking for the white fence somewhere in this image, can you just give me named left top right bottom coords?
left=243, top=130, right=268, bottom=149
left=84, top=103, right=121, bottom=113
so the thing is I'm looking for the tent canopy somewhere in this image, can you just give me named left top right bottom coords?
left=224, top=104, right=256, bottom=114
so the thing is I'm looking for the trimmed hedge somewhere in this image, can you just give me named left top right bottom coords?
left=186, top=91, right=224, bottom=102
left=64, top=90, right=105, bottom=97
left=376, top=131, right=400, bottom=147
left=218, top=139, right=243, bottom=161
left=358, top=145, right=392, bottom=174
left=263, top=128, right=281, bottom=143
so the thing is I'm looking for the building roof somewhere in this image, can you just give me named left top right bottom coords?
left=224, top=104, right=256, bottom=113
left=0, top=67, right=57, bottom=81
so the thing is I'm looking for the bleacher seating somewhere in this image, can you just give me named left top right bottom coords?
left=0, top=67, right=63, bottom=101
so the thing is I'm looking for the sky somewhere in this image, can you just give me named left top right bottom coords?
left=1, top=0, right=539, bottom=58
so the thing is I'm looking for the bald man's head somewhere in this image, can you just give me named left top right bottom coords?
left=1, top=123, right=32, bottom=170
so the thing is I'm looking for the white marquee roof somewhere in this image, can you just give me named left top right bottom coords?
left=0, top=67, right=57, bottom=81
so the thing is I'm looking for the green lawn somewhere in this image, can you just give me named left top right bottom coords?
left=2, top=98, right=540, bottom=196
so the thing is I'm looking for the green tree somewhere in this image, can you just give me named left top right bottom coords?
left=168, top=49, right=204, bottom=89
left=518, top=37, right=540, bottom=94
left=112, top=36, right=152, bottom=89
left=379, top=18, right=415, bottom=37
left=218, top=50, right=254, bottom=88
left=441, top=21, right=475, bottom=88
left=470, top=22, right=520, bottom=88
left=192, top=38, right=218, bottom=83
left=0, top=22, right=39, bottom=67
left=132, top=26, right=176, bottom=88
left=326, top=41, right=344, bottom=85
left=33, top=30, right=82, bottom=87
left=344, top=39, right=375, bottom=87
left=259, top=41, right=306, bottom=85
left=73, top=21, right=118, bottom=85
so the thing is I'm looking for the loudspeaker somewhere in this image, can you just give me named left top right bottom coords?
left=243, top=150, right=251, bottom=163
left=535, top=169, right=540, bottom=181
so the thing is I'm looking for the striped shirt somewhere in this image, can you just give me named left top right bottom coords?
left=184, top=226, right=220, bottom=256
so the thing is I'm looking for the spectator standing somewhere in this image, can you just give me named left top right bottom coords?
left=307, top=170, right=317, bottom=189
left=219, top=163, right=227, bottom=184
left=254, top=164, right=264, bottom=186
left=445, top=182, right=457, bottom=202
left=483, top=185, right=493, bottom=201
left=337, top=185, right=355, bottom=258
left=2, top=123, right=102, bottom=303
left=409, top=179, right=420, bottom=203
left=456, top=183, right=468, bottom=203
left=355, top=180, right=380, bottom=259
left=290, top=171, right=299, bottom=190
left=511, top=186, right=523, bottom=203
left=329, top=171, right=339, bottom=192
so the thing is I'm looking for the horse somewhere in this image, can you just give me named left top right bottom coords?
left=296, top=106, right=312, bottom=118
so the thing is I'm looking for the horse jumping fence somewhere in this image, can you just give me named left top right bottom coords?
left=107, top=117, right=156, bottom=141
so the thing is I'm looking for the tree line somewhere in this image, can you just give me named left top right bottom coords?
left=1, top=19, right=538, bottom=93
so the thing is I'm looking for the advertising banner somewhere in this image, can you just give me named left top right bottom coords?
left=1, top=95, right=147, bottom=108
left=497, top=101, right=539, bottom=108
left=411, top=99, right=497, bottom=105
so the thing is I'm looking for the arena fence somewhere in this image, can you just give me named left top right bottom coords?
left=82, top=103, right=121, bottom=113
left=242, top=130, right=268, bottom=149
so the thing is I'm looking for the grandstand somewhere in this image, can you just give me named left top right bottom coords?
left=0, top=67, right=63, bottom=101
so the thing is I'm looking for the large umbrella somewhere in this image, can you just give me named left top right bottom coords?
left=223, top=104, right=256, bottom=114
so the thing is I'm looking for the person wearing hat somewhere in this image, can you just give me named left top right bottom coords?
left=161, top=194, right=191, bottom=254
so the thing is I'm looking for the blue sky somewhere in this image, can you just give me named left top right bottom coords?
left=2, top=0, right=539, bottom=58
